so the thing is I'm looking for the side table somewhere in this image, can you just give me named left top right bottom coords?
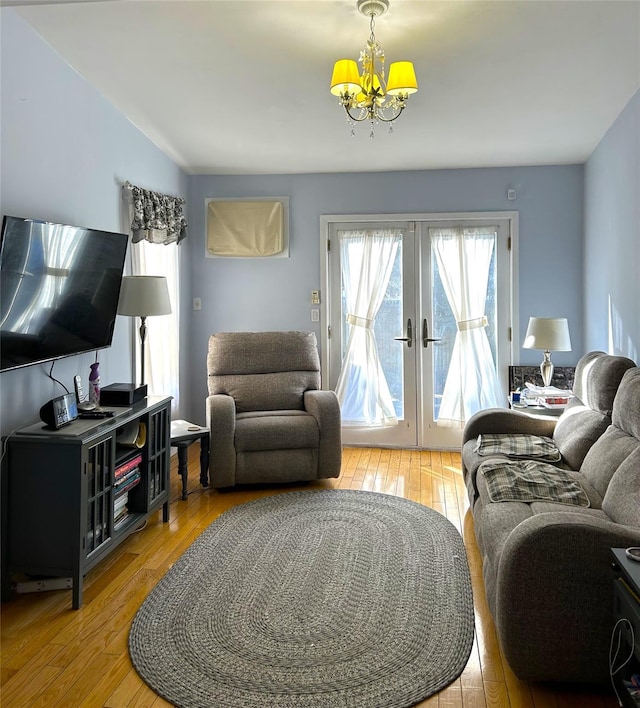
left=170, top=420, right=210, bottom=500
left=510, top=402, right=565, bottom=418
left=611, top=548, right=640, bottom=707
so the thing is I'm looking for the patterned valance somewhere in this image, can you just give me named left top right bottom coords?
left=123, top=181, right=187, bottom=245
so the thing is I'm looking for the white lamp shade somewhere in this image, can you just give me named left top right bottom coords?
left=523, top=317, right=571, bottom=351
left=117, top=276, right=172, bottom=317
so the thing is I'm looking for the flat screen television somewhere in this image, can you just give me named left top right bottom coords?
left=0, top=215, right=129, bottom=372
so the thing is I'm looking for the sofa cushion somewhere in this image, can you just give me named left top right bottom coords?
left=479, top=460, right=590, bottom=506
left=476, top=434, right=561, bottom=461
left=579, top=426, right=640, bottom=498
left=571, top=350, right=636, bottom=416
left=612, top=368, right=640, bottom=439
left=552, top=405, right=610, bottom=470
left=602, top=447, right=640, bottom=527
left=551, top=351, right=636, bottom=469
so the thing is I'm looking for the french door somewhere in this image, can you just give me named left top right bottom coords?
left=324, top=214, right=514, bottom=449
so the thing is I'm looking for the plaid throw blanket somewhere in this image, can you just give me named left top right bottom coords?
left=475, top=433, right=561, bottom=462
left=479, top=460, right=590, bottom=507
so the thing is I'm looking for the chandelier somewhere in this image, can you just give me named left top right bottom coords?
left=330, top=0, right=418, bottom=137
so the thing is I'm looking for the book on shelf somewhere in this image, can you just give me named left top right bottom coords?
left=114, top=512, right=131, bottom=531
left=114, top=470, right=141, bottom=496
left=114, top=492, right=128, bottom=511
left=115, top=453, right=143, bottom=480
left=114, top=506, right=128, bottom=525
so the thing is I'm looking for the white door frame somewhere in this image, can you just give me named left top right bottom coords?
left=320, top=211, right=519, bottom=448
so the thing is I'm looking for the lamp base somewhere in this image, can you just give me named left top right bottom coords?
left=540, top=350, right=554, bottom=387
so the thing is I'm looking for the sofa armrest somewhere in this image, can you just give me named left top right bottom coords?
left=304, top=390, right=342, bottom=478
left=206, top=394, right=237, bottom=488
left=495, top=512, right=640, bottom=682
left=462, top=408, right=557, bottom=446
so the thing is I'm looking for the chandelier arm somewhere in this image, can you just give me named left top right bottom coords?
left=343, top=105, right=369, bottom=123
left=372, top=104, right=405, bottom=122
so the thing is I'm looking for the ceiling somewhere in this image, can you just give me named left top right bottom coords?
left=5, top=0, right=640, bottom=175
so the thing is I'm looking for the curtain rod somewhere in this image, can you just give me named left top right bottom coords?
left=122, top=180, right=185, bottom=203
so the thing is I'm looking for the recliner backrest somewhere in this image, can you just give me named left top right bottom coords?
left=207, top=331, right=321, bottom=413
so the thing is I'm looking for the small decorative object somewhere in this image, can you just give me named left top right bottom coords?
left=89, top=362, right=101, bottom=406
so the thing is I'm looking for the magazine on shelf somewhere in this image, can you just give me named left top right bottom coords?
left=114, top=471, right=141, bottom=496
left=115, top=453, right=143, bottom=479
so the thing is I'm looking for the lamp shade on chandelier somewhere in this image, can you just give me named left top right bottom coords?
left=330, top=0, right=418, bottom=135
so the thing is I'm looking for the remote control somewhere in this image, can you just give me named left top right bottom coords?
left=78, top=411, right=113, bottom=419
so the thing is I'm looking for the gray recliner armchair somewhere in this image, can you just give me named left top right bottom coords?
left=206, top=330, right=342, bottom=488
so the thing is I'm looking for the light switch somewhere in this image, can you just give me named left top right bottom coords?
left=193, top=298, right=202, bottom=311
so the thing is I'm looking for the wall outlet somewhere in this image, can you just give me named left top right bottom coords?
left=311, top=309, right=320, bottom=322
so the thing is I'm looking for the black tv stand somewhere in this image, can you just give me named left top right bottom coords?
left=1, top=396, right=171, bottom=609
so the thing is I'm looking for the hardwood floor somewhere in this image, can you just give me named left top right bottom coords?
left=1, top=446, right=619, bottom=707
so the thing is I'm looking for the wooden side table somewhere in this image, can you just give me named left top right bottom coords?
left=170, top=420, right=209, bottom=500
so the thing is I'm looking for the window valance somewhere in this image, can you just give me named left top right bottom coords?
left=123, top=181, right=187, bottom=245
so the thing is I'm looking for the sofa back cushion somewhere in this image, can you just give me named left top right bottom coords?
left=579, top=367, right=640, bottom=498
left=552, top=352, right=636, bottom=469
left=207, top=331, right=321, bottom=413
left=612, top=368, right=640, bottom=439
left=572, top=351, right=635, bottom=415
left=602, top=447, right=640, bottom=527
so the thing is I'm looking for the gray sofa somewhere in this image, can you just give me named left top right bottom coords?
left=206, top=330, right=342, bottom=488
left=462, top=351, right=640, bottom=682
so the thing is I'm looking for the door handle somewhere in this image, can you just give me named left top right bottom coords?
left=423, top=319, right=441, bottom=348
left=393, top=318, right=413, bottom=347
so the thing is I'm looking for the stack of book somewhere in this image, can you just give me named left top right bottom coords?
left=113, top=453, right=142, bottom=530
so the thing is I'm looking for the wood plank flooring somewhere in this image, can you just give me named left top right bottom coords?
left=1, top=447, right=619, bottom=707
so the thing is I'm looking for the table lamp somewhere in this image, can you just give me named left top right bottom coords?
left=117, top=276, right=172, bottom=385
left=523, top=317, right=572, bottom=387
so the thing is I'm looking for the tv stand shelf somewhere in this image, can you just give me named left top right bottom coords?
left=1, top=396, right=171, bottom=609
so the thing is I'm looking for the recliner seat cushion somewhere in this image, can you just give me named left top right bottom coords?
left=235, top=410, right=319, bottom=452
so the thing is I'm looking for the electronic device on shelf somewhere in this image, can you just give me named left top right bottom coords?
left=39, top=393, right=78, bottom=430
left=0, top=215, right=128, bottom=373
left=74, top=374, right=96, bottom=411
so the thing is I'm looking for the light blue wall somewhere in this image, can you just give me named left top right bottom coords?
left=2, top=8, right=604, bottom=432
left=584, top=90, right=639, bottom=361
left=0, top=10, right=191, bottom=436
left=188, top=166, right=584, bottom=422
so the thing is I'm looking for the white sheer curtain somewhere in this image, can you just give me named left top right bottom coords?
left=431, top=226, right=504, bottom=426
left=335, top=229, right=401, bottom=427
left=130, top=239, right=180, bottom=414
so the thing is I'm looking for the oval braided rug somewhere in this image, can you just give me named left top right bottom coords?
left=129, top=489, right=474, bottom=708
